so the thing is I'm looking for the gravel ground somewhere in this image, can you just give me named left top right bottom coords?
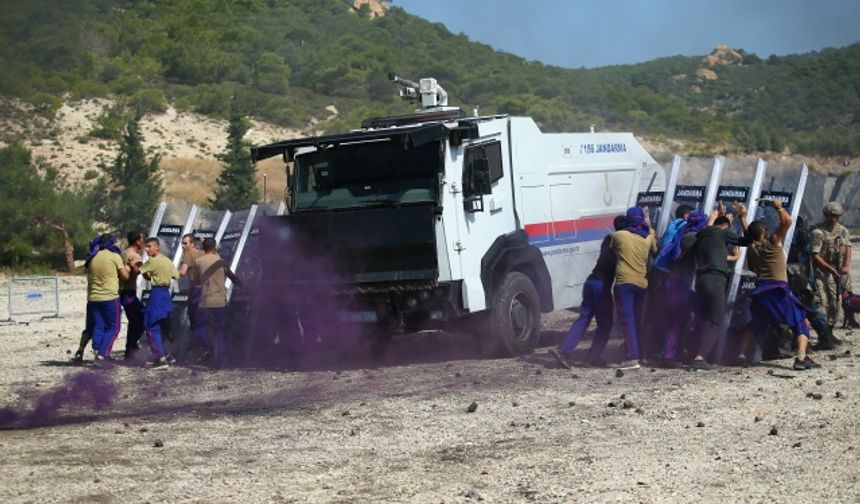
left=1, top=260, right=860, bottom=503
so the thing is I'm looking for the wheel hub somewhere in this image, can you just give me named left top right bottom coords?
left=509, top=294, right=532, bottom=342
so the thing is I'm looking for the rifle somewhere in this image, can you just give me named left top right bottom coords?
left=834, top=235, right=848, bottom=294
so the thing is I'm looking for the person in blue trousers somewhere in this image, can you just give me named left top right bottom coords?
left=608, top=207, right=657, bottom=369
left=81, top=234, right=130, bottom=366
left=190, top=238, right=242, bottom=367
left=140, top=237, right=179, bottom=369
left=550, top=215, right=627, bottom=368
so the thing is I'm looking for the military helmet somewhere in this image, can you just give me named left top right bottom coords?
left=823, top=201, right=844, bottom=216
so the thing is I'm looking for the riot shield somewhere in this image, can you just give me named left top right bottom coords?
left=138, top=203, right=193, bottom=358
left=234, top=207, right=264, bottom=291
left=157, top=202, right=194, bottom=263
left=171, top=204, right=200, bottom=268
left=713, top=158, right=766, bottom=363
left=714, top=158, right=762, bottom=237
left=217, top=208, right=253, bottom=269
left=641, top=157, right=720, bottom=359
left=169, top=208, right=230, bottom=354
left=755, top=162, right=809, bottom=260
left=192, top=208, right=229, bottom=242
left=223, top=206, right=260, bottom=362
left=158, top=203, right=197, bottom=353
left=732, top=161, right=807, bottom=363
left=637, top=161, right=672, bottom=230
left=259, top=201, right=285, bottom=216
left=136, top=202, right=167, bottom=295
left=656, top=156, right=722, bottom=235
left=226, top=205, right=259, bottom=301
left=141, top=202, right=193, bottom=298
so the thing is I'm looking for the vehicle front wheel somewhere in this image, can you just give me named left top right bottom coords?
left=486, top=271, right=542, bottom=356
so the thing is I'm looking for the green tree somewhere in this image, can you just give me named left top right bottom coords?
left=211, top=100, right=259, bottom=210
left=0, top=143, right=94, bottom=271
left=94, top=108, right=163, bottom=234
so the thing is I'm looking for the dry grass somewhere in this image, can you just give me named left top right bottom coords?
left=255, top=157, right=288, bottom=206
left=160, top=157, right=287, bottom=207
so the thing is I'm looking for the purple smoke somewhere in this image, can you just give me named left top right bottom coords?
left=228, top=215, right=499, bottom=371
left=0, top=372, right=117, bottom=429
left=227, top=216, right=376, bottom=370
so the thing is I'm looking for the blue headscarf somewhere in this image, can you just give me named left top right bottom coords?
left=85, top=234, right=121, bottom=267
left=623, top=207, right=650, bottom=238
left=657, top=209, right=708, bottom=261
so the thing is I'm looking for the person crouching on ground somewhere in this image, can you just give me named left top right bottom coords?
left=642, top=204, right=694, bottom=359
left=737, top=198, right=820, bottom=370
left=140, top=237, right=179, bottom=369
left=190, top=237, right=242, bottom=367
left=652, top=209, right=708, bottom=368
left=550, top=215, right=626, bottom=368
left=607, top=207, right=657, bottom=370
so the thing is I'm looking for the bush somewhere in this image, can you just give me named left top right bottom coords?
left=131, top=88, right=167, bottom=114
left=109, top=76, right=145, bottom=95
left=174, top=96, right=194, bottom=112
left=189, top=84, right=234, bottom=116
left=71, top=79, right=109, bottom=99
left=89, top=103, right=129, bottom=140
left=31, top=93, right=63, bottom=118
left=43, top=76, right=70, bottom=94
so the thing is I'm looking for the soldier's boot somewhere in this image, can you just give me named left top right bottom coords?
left=814, top=320, right=840, bottom=350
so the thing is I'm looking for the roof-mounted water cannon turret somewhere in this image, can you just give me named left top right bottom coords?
left=388, top=72, right=450, bottom=111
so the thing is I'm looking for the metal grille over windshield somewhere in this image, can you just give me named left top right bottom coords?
left=292, top=139, right=441, bottom=211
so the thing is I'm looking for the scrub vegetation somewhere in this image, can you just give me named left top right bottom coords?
left=1, top=0, right=858, bottom=270
left=0, top=0, right=858, bottom=157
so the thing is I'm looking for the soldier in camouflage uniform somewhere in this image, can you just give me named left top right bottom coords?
left=811, top=202, right=853, bottom=329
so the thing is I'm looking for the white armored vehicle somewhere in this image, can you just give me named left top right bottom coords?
left=252, top=75, right=665, bottom=355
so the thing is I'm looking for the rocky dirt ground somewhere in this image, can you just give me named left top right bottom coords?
left=1, top=256, right=860, bottom=503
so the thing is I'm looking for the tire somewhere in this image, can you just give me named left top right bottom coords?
left=486, top=271, right=542, bottom=356
left=362, top=327, right=393, bottom=360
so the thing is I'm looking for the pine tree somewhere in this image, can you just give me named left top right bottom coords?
left=211, top=99, right=259, bottom=210
left=0, top=143, right=94, bottom=271
left=96, top=108, right=163, bottom=234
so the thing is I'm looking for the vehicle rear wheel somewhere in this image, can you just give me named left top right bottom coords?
left=358, top=325, right=393, bottom=360
left=486, top=271, right=542, bottom=356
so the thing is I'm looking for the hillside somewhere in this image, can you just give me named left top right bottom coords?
left=0, top=0, right=859, bottom=189
left=0, top=97, right=310, bottom=205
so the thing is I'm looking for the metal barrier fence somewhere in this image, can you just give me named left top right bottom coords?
left=0, top=276, right=62, bottom=325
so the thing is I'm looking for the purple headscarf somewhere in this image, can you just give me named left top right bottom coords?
left=85, top=234, right=121, bottom=267
left=623, top=207, right=651, bottom=238
left=657, top=209, right=708, bottom=261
